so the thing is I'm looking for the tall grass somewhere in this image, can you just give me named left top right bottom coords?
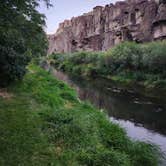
left=0, top=64, right=160, bottom=165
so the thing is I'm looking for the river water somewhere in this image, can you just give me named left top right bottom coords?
left=49, top=67, right=166, bottom=164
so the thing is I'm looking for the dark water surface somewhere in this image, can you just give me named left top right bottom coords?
left=50, top=68, right=166, bottom=164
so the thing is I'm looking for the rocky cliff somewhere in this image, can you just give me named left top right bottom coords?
left=48, top=0, right=166, bottom=54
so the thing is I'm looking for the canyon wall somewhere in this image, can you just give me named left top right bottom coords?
left=48, top=0, right=166, bottom=54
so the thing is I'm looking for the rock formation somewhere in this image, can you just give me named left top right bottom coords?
left=48, top=0, right=166, bottom=54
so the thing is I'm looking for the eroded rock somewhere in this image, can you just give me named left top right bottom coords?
left=48, top=0, right=166, bottom=54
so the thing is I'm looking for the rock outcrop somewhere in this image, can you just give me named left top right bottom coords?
left=48, top=0, right=166, bottom=54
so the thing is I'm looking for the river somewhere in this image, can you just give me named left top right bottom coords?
left=48, top=66, right=166, bottom=164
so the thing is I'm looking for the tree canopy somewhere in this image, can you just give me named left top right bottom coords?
left=0, top=0, right=52, bottom=86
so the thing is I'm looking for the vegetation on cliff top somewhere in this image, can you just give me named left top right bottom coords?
left=49, top=41, right=166, bottom=95
left=0, top=64, right=159, bottom=165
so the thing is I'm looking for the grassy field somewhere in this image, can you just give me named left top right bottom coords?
left=0, top=64, right=160, bottom=166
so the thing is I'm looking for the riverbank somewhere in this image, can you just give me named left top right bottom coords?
left=48, top=41, right=166, bottom=100
left=0, top=64, right=160, bottom=165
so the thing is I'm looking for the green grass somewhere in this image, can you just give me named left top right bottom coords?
left=0, top=64, right=160, bottom=165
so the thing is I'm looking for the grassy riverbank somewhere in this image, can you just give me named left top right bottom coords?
left=49, top=41, right=166, bottom=98
left=0, top=64, right=160, bottom=165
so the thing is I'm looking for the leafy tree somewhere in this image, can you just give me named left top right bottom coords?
left=0, top=0, right=52, bottom=86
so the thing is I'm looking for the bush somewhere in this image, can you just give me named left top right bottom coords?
left=0, top=0, right=50, bottom=86
left=49, top=41, right=166, bottom=89
left=104, top=42, right=142, bottom=73
left=0, top=30, right=29, bottom=86
left=142, top=41, right=166, bottom=74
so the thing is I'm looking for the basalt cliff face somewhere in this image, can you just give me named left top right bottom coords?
left=48, top=0, right=166, bottom=54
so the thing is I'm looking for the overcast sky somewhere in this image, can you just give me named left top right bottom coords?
left=38, top=0, right=119, bottom=34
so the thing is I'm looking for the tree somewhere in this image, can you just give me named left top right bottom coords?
left=0, top=0, right=52, bottom=86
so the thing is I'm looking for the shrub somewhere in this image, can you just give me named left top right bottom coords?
left=0, top=0, right=50, bottom=86
left=105, top=42, right=142, bottom=73
left=0, top=30, right=29, bottom=86
left=49, top=41, right=166, bottom=88
left=141, top=41, right=166, bottom=74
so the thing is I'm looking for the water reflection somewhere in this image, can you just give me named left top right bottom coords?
left=51, top=68, right=166, bottom=160
left=70, top=76, right=166, bottom=136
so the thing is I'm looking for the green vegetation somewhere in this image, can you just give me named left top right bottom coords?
left=0, top=0, right=51, bottom=86
left=0, top=65, right=159, bottom=165
left=49, top=41, right=166, bottom=92
left=0, top=1, right=162, bottom=165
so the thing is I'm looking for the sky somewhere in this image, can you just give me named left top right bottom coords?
left=38, top=0, right=119, bottom=34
